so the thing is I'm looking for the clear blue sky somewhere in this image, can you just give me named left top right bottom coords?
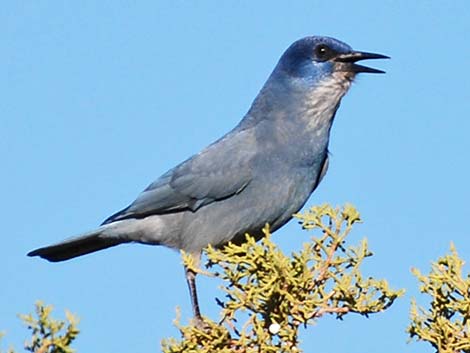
left=2, top=2, right=469, bottom=352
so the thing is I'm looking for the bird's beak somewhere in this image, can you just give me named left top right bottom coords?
left=334, top=51, right=389, bottom=74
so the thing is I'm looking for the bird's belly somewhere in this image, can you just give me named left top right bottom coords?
left=179, top=170, right=317, bottom=252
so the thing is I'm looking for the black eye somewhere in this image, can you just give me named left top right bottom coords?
left=315, top=44, right=333, bottom=61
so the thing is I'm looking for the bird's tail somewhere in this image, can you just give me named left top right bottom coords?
left=27, top=228, right=124, bottom=262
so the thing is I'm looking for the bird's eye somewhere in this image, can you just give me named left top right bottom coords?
left=314, top=44, right=333, bottom=61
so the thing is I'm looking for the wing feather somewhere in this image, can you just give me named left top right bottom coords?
left=102, top=129, right=255, bottom=224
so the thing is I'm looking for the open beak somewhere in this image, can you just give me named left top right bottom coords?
left=334, top=51, right=389, bottom=74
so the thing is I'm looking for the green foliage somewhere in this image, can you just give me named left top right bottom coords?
left=408, top=243, right=470, bottom=353
left=162, top=204, right=404, bottom=353
left=7, top=205, right=469, bottom=352
left=1, top=302, right=79, bottom=353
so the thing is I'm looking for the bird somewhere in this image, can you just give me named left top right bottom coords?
left=28, top=35, right=388, bottom=324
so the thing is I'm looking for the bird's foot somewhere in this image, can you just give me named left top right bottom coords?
left=192, top=315, right=211, bottom=331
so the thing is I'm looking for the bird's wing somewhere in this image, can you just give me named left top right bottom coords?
left=102, top=129, right=255, bottom=224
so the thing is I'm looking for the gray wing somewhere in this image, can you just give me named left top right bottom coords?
left=102, top=129, right=255, bottom=224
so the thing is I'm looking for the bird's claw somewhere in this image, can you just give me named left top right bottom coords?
left=192, top=315, right=211, bottom=331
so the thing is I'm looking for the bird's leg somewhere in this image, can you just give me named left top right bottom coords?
left=185, top=265, right=202, bottom=319
left=184, top=252, right=205, bottom=327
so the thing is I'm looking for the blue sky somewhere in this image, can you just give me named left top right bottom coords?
left=2, top=1, right=469, bottom=352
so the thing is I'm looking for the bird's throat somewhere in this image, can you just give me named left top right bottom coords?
left=300, top=72, right=353, bottom=133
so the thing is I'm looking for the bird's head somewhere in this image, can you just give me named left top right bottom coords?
left=241, top=36, right=388, bottom=130
left=277, top=36, right=388, bottom=88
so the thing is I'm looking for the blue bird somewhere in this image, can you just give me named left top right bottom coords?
left=28, top=36, right=387, bottom=324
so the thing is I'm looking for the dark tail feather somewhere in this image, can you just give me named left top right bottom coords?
left=27, top=230, right=123, bottom=262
